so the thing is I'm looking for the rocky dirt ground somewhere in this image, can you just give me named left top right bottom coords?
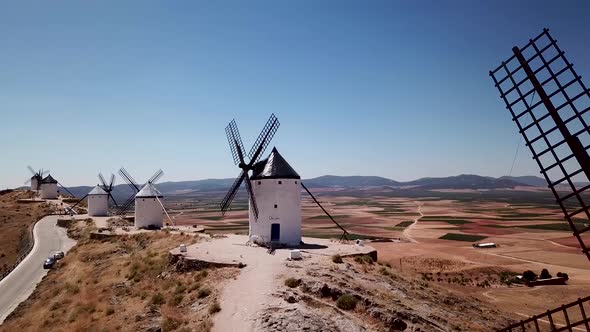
left=255, top=254, right=516, bottom=331
left=1, top=219, right=238, bottom=332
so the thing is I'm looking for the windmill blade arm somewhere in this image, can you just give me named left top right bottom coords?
left=58, top=182, right=76, bottom=198
left=301, top=182, right=349, bottom=238
left=119, top=168, right=140, bottom=192
left=148, top=169, right=164, bottom=184
left=220, top=171, right=246, bottom=214
left=69, top=194, right=89, bottom=211
left=245, top=174, right=259, bottom=219
left=155, top=195, right=174, bottom=226
left=226, top=120, right=247, bottom=165
left=27, top=166, right=36, bottom=175
left=108, top=193, right=119, bottom=208
left=109, top=174, right=116, bottom=188
left=98, top=173, right=107, bottom=188
left=118, top=196, right=135, bottom=216
left=249, top=113, right=280, bottom=164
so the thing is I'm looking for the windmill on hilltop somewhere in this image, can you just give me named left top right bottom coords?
left=118, top=168, right=170, bottom=228
left=68, top=173, right=119, bottom=216
left=221, top=113, right=349, bottom=247
left=25, top=166, right=48, bottom=192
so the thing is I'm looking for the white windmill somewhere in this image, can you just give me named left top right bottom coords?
left=25, top=166, right=48, bottom=192
left=221, top=114, right=349, bottom=247
left=68, top=173, right=119, bottom=216
left=118, top=168, right=170, bottom=229
left=40, top=174, right=58, bottom=199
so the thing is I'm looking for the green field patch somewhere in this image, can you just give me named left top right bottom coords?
left=439, top=233, right=487, bottom=242
left=419, top=218, right=472, bottom=225
left=395, top=221, right=414, bottom=228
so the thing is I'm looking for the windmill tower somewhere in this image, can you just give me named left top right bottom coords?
left=25, top=166, right=48, bottom=192
left=40, top=174, right=58, bottom=199
left=87, top=186, right=108, bottom=216
left=221, top=114, right=349, bottom=247
left=68, top=173, right=119, bottom=216
left=135, top=182, right=164, bottom=228
left=118, top=168, right=167, bottom=229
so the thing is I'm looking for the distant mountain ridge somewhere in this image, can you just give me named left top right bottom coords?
left=47, top=174, right=547, bottom=199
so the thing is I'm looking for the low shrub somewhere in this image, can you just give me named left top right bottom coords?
left=209, top=301, right=221, bottom=314
left=332, top=254, right=343, bottom=264
left=170, top=293, right=184, bottom=306
left=197, top=287, right=211, bottom=299
left=557, top=272, right=569, bottom=280
left=540, top=268, right=552, bottom=279
left=353, top=255, right=374, bottom=265
left=106, top=307, right=115, bottom=316
left=336, top=294, right=358, bottom=310
left=522, top=270, right=537, bottom=282
left=379, top=267, right=391, bottom=276
left=161, top=316, right=182, bottom=331
left=284, top=277, right=300, bottom=288
left=151, top=293, right=165, bottom=305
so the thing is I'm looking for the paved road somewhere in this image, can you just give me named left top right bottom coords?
left=0, top=215, right=76, bottom=324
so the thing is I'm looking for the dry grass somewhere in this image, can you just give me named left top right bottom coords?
left=0, top=190, right=53, bottom=276
left=2, top=221, right=238, bottom=332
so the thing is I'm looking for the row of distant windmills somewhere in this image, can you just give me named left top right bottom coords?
left=25, top=114, right=348, bottom=247
left=26, top=166, right=167, bottom=229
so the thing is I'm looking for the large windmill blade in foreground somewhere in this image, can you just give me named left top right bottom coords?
left=490, top=28, right=590, bottom=263
left=491, top=29, right=590, bottom=332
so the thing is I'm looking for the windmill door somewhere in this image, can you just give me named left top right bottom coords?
left=271, top=223, right=280, bottom=242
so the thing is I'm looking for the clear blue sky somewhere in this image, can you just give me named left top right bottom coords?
left=1, top=1, right=589, bottom=188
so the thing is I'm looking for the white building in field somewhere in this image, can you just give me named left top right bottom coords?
left=88, top=185, right=108, bottom=216
left=249, top=147, right=301, bottom=246
left=30, top=175, right=41, bottom=191
left=40, top=175, right=58, bottom=199
left=135, top=183, right=163, bottom=229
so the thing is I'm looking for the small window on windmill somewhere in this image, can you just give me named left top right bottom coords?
left=295, top=181, right=298, bottom=184
left=274, top=204, right=278, bottom=208
left=278, top=181, right=282, bottom=184
left=258, top=181, right=261, bottom=185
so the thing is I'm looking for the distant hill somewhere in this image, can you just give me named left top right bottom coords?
left=303, top=175, right=400, bottom=188
left=47, top=174, right=541, bottom=200
left=404, top=174, right=529, bottom=190
left=498, top=176, right=547, bottom=187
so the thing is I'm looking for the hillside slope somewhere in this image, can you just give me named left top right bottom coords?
left=0, top=191, right=52, bottom=278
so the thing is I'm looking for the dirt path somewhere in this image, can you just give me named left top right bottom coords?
left=212, top=248, right=287, bottom=332
left=403, top=203, right=423, bottom=243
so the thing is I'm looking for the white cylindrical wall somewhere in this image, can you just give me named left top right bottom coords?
left=88, top=194, right=108, bottom=216
left=30, top=178, right=38, bottom=191
left=41, top=183, right=58, bottom=199
left=249, top=178, right=301, bottom=246
left=135, top=197, right=163, bottom=228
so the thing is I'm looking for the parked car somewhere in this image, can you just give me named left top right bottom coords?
left=43, top=257, right=56, bottom=269
left=53, top=251, right=65, bottom=259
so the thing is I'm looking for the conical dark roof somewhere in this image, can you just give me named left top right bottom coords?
left=251, top=147, right=300, bottom=180
left=42, top=174, right=58, bottom=184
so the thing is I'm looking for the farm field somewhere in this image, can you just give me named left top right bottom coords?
left=163, top=187, right=590, bottom=326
